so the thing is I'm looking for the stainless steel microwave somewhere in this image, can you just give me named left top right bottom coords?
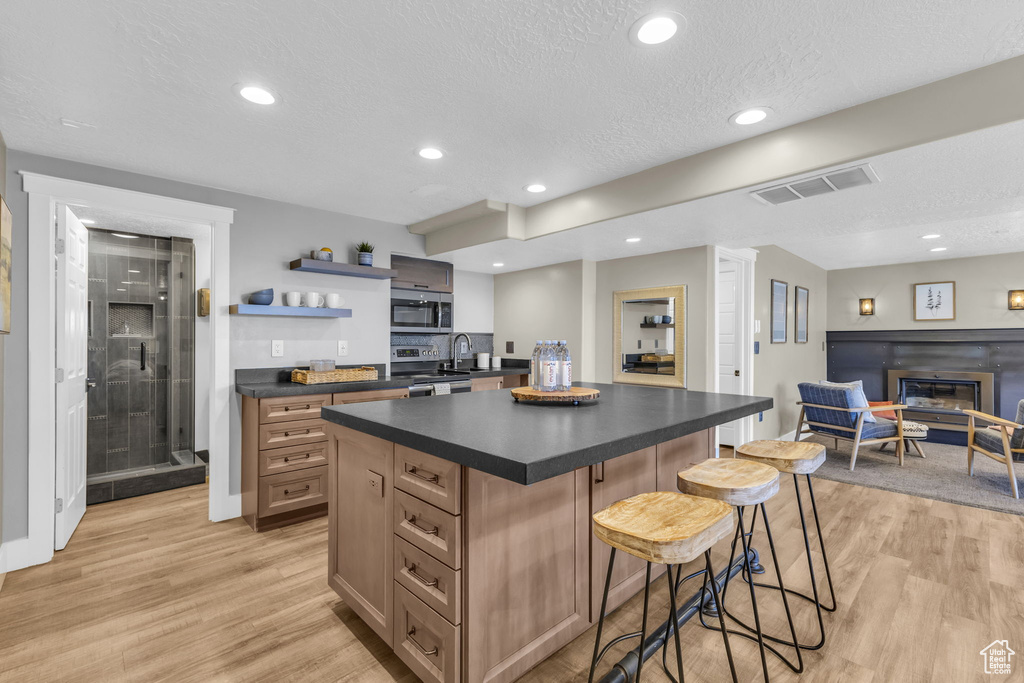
left=390, top=289, right=453, bottom=333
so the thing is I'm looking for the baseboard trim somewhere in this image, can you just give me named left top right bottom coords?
left=778, top=429, right=812, bottom=442
left=0, top=536, right=53, bottom=574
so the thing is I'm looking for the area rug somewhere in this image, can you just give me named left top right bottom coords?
left=805, top=436, right=1023, bottom=517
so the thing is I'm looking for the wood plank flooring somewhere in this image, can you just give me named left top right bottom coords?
left=0, top=478, right=1021, bottom=682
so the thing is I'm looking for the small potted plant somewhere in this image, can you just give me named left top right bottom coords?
left=356, top=241, right=374, bottom=266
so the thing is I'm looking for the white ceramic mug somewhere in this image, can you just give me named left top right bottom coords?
left=491, top=356, right=502, bottom=369
left=284, top=291, right=302, bottom=307
left=324, top=293, right=344, bottom=309
left=476, top=352, right=490, bottom=369
left=305, top=292, right=325, bottom=308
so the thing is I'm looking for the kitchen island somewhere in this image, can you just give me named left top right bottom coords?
left=321, top=383, right=770, bottom=683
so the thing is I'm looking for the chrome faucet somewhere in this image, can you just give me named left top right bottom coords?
left=450, top=333, right=473, bottom=370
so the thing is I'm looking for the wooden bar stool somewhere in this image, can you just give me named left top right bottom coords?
left=677, top=458, right=803, bottom=681
left=589, top=491, right=738, bottom=683
left=734, top=440, right=837, bottom=651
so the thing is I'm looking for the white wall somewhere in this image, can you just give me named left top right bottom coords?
left=3, top=151, right=425, bottom=539
left=827, top=252, right=1024, bottom=331
left=453, top=270, right=494, bottom=334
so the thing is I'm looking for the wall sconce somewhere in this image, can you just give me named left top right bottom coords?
left=1009, top=290, right=1024, bottom=311
left=859, top=298, right=875, bottom=315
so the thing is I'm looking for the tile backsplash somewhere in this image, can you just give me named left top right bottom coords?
left=391, top=333, right=494, bottom=360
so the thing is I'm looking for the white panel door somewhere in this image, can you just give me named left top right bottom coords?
left=718, top=261, right=739, bottom=447
left=55, top=204, right=89, bottom=550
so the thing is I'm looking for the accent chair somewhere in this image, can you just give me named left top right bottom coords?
left=965, top=399, right=1024, bottom=499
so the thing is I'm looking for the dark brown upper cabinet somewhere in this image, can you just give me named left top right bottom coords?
left=391, top=255, right=454, bottom=294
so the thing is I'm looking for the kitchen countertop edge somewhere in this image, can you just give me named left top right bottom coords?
left=235, top=367, right=530, bottom=398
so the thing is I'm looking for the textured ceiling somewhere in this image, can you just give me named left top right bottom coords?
left=433, top=119, right=1024, bottom=272
left=2, top=0, right=1023, bottom=228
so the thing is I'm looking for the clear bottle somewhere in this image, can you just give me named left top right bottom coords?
left=529, top=340, right=543, bottom=390
left=542, top=340, right=559, bottom=392
left=557, top=340, right=572, bottom=391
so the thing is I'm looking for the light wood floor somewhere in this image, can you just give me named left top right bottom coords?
left=0, top=479, right=1021, bottom=682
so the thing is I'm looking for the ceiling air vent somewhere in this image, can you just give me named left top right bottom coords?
left=751, top=163, right=879, bottom=205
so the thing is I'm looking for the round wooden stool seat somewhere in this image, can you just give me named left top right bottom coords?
left=592, top=491, right=734, bottom=565
left=677, top=458, right=780, bottom=507
left=735, top=440, right=826, bottom=475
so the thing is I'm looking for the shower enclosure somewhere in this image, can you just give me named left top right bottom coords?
left=85, top=229, right=206, bottom=504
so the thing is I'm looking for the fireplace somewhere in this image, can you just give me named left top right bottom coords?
left=887, top=370, right=994, bottom=433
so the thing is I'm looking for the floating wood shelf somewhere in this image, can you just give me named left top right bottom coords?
left=288, top=258, right=398, bottom=280
left=640, top=323, right=675, bottom=329
left=229, top=305, right=353, bottom=318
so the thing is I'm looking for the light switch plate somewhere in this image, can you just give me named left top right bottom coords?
left=754, top=319, right=761, bottom=334
left=337, top=340, right=349, bottom=356
left=271, top=340, right=284, bottom=357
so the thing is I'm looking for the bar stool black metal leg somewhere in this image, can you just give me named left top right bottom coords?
left=589, top=548, right=616, bottom=683
left=792, top=473, right=828, bottom=649
left=805, top=475, right=837, bottom=612
left=736, top=508, right=769, bottom=682
left=705, top=551, right=739, bottom=683
left=661, top=564, right=686, bottom=683
left=759, top=501, right=804, bottom=672
left=635, top=562, right=653, bottom=682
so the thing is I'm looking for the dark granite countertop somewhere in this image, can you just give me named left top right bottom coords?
left=235, top=366, right=530, bottom=398
left=321, top=382, right=772, bottom=485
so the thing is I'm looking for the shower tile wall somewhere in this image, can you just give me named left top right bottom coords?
left=86, top=231, right=194, bottom=476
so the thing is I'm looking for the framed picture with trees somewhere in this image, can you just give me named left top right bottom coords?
left=913, top=281, right=955, bottom=321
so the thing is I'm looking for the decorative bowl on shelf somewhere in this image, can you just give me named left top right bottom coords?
left=248, top=288, right=274, bottom=305
left=312, top=248, right=334, bottom=262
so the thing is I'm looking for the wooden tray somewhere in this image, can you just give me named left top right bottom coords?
left=510, top=387, right=600, bottom=405
left=291, top=366, right=378, bottom=384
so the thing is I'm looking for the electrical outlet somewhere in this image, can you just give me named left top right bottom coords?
left=337, top=340, right=349, bottom=356
left=271, top=340, right=284, bottom=357
left=506, top=341, right=514, bottom=354
left=460, top=341, right=468, bottom=353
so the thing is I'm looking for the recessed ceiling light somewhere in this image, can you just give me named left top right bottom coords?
left=492, top=263, right=504, bottom=267
left=111, top=233, right=139, bottom=239
left=930, top=247, right=947, bottom=252
left=418, top=147, right=444, bottom=160
left=80, top=219, right=95, bottom=225
left=730, top=107, right=771, bottom=125
left=236, top=85, right=277, bottom=105
left=922, top=234, right=941, bottom=239
left=625, top=237, right=642, bottom=243
left=630, top=12, right=686, bottom=45
left=525, top=184, right=546, bottom=193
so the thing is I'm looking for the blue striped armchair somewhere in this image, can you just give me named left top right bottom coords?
left=965, top=399, right=1024, bottom=499
left=795, top=382, right=908, bottom=471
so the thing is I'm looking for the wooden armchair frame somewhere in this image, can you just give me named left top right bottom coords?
left=795, top=402, right=908, bottom=471
left=965, top=409, right=1023, bottom=499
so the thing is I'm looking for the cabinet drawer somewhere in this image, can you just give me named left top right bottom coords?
left=259, top=441, right=329, bottom=476
left=334, top=388, right=410, bottom=404
left=395, top=445, right=462, bottom=515
left=395, top=490, right=461, bottom=570
left=258, top=418, right=328, bottom=450
left=395, top=537, right=461, bottom=625
left=393, top=583, right=460, bottom=683
left=258, top=466, right=328, bottom=517
left=259, top=394, right=331, bottom=424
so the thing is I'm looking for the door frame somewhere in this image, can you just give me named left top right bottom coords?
left=707, top=246, right=757, bottom=452
left=4, top=172, right=234, bottom=573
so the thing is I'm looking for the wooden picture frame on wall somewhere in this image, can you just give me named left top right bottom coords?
left=770, top=279, right=787, bottom=343
left=794, top=286, right=809, bottom=343
left=913, top=281, right=956, bottom=321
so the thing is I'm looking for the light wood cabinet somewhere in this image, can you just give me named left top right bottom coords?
left=470, top=376, right=504, bottom=392
left=242, top=387, right=407, bottom=532
left=326, top=422, right=713, bottom=683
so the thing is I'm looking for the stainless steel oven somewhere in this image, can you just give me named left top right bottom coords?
left=390, top=289, right=453, bottom=334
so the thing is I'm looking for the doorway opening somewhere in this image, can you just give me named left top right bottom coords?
left=712, top=247, right=756, bottom=451
left=84, top=226, right=205, bottom=505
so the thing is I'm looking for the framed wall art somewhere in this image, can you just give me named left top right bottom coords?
left=770, top=279, right=787, bottom=343
left=794, top=286, right=809, bottom=343
left=913, top=281, right=955, bottom=321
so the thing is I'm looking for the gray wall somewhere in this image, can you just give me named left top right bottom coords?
left=2, top=150, right=440, bottom=540
left=827, top=252, right=1024, bottom=331
left=0, top=129, right=6, bottom=551
left=751, top=246, right=828, bottom=440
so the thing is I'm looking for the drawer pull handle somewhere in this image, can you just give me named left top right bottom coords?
left=283, top=429, right=311, bottom=437
left=406, top=563, right=438, bottom=588
left=407, top=466, right=439, bottom=484
left=407, top=627, right=438, bottom=657
left=407, top=515, right=439, bottom=535
left=283, top=404, right=311, bottom=411
left=283, top=454, right=311, bottom=463
left=283, top=485, right=310, bottom=496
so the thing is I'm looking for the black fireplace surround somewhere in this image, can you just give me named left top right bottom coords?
left=826, top=328, right=1024, bottom=445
